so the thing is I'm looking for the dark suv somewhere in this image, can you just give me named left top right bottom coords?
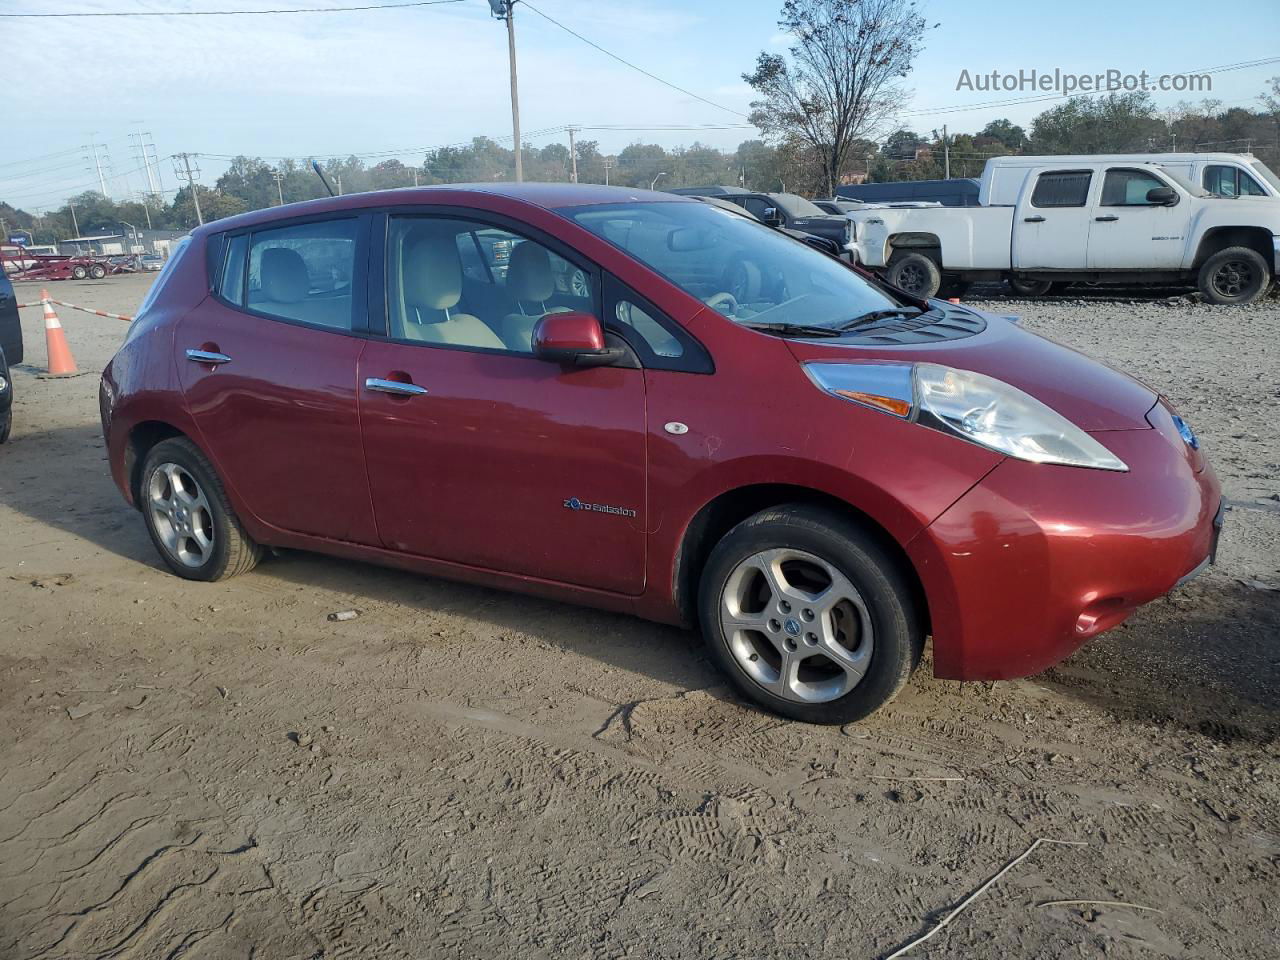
left=672, top=187, right=853, bottom=257
left=0, top=270, right=21, bottom=442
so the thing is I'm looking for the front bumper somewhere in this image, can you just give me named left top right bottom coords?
left=907, top=414, right=1221, bottom=680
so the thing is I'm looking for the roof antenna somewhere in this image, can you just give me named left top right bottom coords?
left=311, top=159, right=336, bottom=197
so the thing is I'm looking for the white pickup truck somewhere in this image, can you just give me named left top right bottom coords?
left=850, top=157, right=1280, bottom=304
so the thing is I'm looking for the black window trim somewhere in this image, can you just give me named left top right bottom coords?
left=208, top=211, right=373, bottom=339
left=603, top=274, right=714, bottom=375
left=1100, top=166, right=1176, bottom=207
left=1029, top=169, right=1094, bottom=209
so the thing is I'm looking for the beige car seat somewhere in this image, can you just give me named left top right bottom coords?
left=498, top=242, right=570, bottom=351
left=398, top=230, right=505, bottom=350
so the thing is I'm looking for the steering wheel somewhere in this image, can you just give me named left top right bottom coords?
left=704, top=291, right=739, bottom=314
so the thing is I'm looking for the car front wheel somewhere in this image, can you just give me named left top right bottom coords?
left=698, top=505, right=923, bottom=724
left=140, top=437, right=262, bottom=581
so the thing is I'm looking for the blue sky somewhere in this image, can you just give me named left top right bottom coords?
left=2, top=0, right=1278, bottom=209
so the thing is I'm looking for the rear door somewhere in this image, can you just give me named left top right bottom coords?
left=1087, top=167, right=1188, bottom=270
left=176, top=215, right=380, bottom=544
left=1012, top=169, right=1094, bottom=269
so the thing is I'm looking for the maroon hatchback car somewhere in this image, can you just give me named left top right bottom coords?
left=100, top=184, right=1222, bottom=723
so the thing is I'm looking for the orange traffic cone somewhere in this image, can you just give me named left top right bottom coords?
left=38, top=290, right=82, bottom=379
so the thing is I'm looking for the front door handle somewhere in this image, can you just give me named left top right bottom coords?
left=186, top=348, right=231, bottom=365
left=1095, top=215, right=1119, bottom=222
left=365, top=377, right=428, bottom=397
left=1023, top=215, right=1046, bottom=223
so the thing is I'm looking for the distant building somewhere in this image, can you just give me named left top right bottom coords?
left=57, top=228, right=187, bottom=257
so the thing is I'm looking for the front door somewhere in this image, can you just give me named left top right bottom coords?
left=1086, top=167, right=1188, bottom=270
left=1012, top=169, right=1095, bottom=270
left=358, top=213, right=647, bottom=594
left=176, top=216, right=379, bottom=544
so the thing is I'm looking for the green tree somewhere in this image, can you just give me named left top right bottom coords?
left=1029, top=92, right=1167, bottom=154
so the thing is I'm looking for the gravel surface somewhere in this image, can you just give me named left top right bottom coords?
left=0, top=273, right=1277, bottom=959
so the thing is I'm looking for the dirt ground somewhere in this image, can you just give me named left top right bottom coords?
left=1, top=271, right=1277, bottom=959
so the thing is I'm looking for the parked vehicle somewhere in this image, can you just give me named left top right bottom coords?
left=816, top=198, right=943, bottom=215
left=139, top=254, right=166, bottom=272
left=695, top=195, right=844, bottom=258
left=101, top=184, right=1221, bottom=723
left=981, top=153, right=1280, bottom=204
left=849, top=160, right=1280, bottom=303
left=0, top=270, right=21, bottom=444
left=674, top=187, right=855, bottom=258
left=837, top=178, right=982, bottom=207
left=2, top=252, right=109, bottom=281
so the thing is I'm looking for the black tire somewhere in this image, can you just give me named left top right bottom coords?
left=1198, top=246, right=1271, bottom=305
left=140, top=437, right=262, bottom=581
left=885, top=252, right=941, bottom=299
left=698, top=504, right=923, bottom=724
left=89, top=263, right=107, bottom=280
left=71, top=265, right=88, bottom=280
left=0, top=408, right=10, bottom=445
left=1047, top=281, right=1072, bottom=295
left=1007, top=276, right=1053, bottom=297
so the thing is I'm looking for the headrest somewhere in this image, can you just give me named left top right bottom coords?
left=260, top=247, right=309, bottom=303
left=506, top=241, right=555, bottom=302
left=402, top=231, right=462, bottom=311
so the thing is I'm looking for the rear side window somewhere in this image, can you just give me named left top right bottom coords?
left=246, top=220, right=357, bottom=330
left=1031, top=171, right=1092, bottom=208
left=218, top=235, right=248, bottom=304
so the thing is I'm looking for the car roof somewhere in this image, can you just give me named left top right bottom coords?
left=194, top=182, right=695, bottom=237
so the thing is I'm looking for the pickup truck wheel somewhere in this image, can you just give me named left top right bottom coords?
left=1198, top=247, right=1271, bottom=305
left=71, top=265, right=88, bottom=280
left=698, top=504, right=923, bottom=725
left=886, top=253, right=941, bottom=299
left=1007, top=277, right=1053, bottom=297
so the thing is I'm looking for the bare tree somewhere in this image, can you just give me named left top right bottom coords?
left=744, top=0, right=929, bottom=197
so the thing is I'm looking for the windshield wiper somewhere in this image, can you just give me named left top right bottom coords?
left=739, top=321, right=844, bottom=338
left=839, top=307, right=926, bottom=330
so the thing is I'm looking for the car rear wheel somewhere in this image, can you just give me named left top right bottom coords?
left=71, top=265, right=88, bottom=280
left=0, top=408, right=10, bottom=444
left=885, top=252, right=941, bottom=299
left=698, top=505, right=923, bottom=724
left=1198, top=247, right=1271, bottom=305
left=140, top=437, right=262, bottom=581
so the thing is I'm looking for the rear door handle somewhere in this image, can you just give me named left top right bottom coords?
left=1094, top=215, right=1119, bottom=222
left=1023, top=216, right=1045, bottom=223
left=365, top=377, right=428, bottom=397
left=186, top=349, right=231, bottom=365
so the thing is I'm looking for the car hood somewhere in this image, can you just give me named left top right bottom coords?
left=784, top=310, right=1157, bottom=432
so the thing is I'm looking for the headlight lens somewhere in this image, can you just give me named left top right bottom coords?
left=805, top=361, right=1128, bottom=471
left=0, top=374, right=8, bottom=393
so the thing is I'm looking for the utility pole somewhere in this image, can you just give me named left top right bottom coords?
left=602, top=156, right=615, bottom=185
left=272, top=169, right=286, bottom=205
left=138, top=195, right=153, bottom=229
left=412, top=168, right=419, bottom=187
left=490, top=0, right=522, bottom=182
left=87, top=139, right=109, bottom=197
left=942, top=124, right=950, bottom=180
left=567, top=126, right=579, bottom=183
left=173, top=153, right=204, bottom=226
left=335, top=173, right=343, bottom=196
left=69, top=202, right=80, bottom=237
left=130, top=130, right=161, bottom=202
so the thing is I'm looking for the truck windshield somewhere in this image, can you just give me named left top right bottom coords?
left=1250, top=160, right=1280, bottom=193
left=565, top=201, right=899, bottom=329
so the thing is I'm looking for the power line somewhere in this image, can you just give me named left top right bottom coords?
left=517, top=0, right=748, bottom=120
left=0, top=0, right=462, bottom=17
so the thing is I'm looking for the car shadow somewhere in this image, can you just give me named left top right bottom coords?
left=1040, top=581, right=1280, bottom=744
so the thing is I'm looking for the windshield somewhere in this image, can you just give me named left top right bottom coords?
left=772, top=193, right=827, bottom=218
left=565, top=201, right=899, bottom=328
left=1250, top=160, right=1280, bottom=193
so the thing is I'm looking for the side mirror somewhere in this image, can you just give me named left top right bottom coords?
left=1146, top=186, right=1178, bottom=206
left=762, top=206, right=782, bottom=227
left=532, top=311, right=621, bottom=368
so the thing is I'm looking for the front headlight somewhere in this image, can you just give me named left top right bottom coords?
left=804, top=361, right=1128, bottom=471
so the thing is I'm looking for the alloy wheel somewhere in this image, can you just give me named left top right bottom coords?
left=147, top=461, right=215, bottom=568
left=720, top=548, right=874, bottom=703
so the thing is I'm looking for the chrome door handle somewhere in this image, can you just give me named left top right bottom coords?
left=365, top=377, right=428, bottom=396
left=186, top=349, right=231, bottom=364
left=1095, top=215, right=1119, bottom=222
left=1023, top=215, right=1046, bottom=223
